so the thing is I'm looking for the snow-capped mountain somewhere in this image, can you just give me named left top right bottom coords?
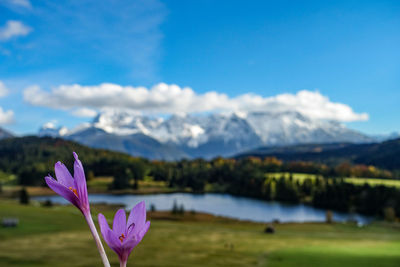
left=372, top=132, right=400, bottom=142
left=38, top=122, right=68, bottom=138
left=0, top=127, right=13, bottom=139
left=39, top=109, right=374, bottom=159
left=244, top=111, right=371, bottom=145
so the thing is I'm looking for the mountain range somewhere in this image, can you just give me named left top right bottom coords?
left=0, top=128, right=14, bottom=140
left=37, top=109, right=378, bottom=160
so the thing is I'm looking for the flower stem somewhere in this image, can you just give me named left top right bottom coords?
left=85, top=212, right=111, bottom=267
left=120, top=261, right=127, bottom=267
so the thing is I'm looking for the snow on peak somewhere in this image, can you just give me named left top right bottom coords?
left=92, top=109, right=153, bottom=135
left=39, top=109, right=372, bottom=152
left=39, top=122, right=69, bottom=137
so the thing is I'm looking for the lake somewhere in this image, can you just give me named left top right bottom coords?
left=34, top=193, right=372, bottom=224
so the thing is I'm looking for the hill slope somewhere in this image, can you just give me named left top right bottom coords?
left=237, top=138, right=400, bottom=170
left=0, top=136, right=137, bottom=185
left=67, top=127, right=188, bottom=160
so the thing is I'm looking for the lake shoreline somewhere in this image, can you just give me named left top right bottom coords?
left=3, top=182, right=377, bottom=224
left=32, top=192, right=374, bottom=225
left=2, top=184, right=192, bottom=197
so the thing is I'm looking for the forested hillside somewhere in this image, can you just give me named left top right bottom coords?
left=2, top=136, right=400, bottom=217
left=237, top=138, right=400, bottom=171
left=0, top=136, right=144, bottom=185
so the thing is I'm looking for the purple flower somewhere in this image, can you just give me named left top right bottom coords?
left=98, top=201, right=150, bottom=266
left=45, top=152, right=90, bottom=215
left=45, top=152, right=111, bottom=267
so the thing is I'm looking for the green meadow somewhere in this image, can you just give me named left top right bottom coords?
left=265, top=172, right=400, bottom=188
left=1, top=200, right=400, bottom=267
left=343, top=177, right=400, bottom=188
left=265, top=172, right=318, bottom=181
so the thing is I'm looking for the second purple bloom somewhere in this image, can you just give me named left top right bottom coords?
left=98, top=201, right=150, bottom=266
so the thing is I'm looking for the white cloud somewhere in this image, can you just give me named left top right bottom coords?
left=0, top=107, right=14, bottom=124
left=0, top=81, right=13, bottom=125
left=0, top=20, right=32, bottom=41
left=71, top=108, right=98, bottom=118
left=23, top=83, right=368, bottom=122
left=0, top=81, right=9, bottom=97
left=42, top=121, right=57, bottom=129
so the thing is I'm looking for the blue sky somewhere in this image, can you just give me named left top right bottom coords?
left=0, top=0, right=399, bottom=135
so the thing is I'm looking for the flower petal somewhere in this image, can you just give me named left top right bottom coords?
left=127, top=201, right=146, bottom=235
left=122, top=238, right=140, bottom=256
left=125, top=223, right=136, bottom=241
left=137, top=221, right=150, bottom=241
left=125, top=220, right=150, bottom=246
left=123, top=221, right=149, bottom=260
left=123, top=220, right=150, bottom=261
left=106, top=228, right=123, bottom=257
left=98, top=213, right=111, bottom=243
left=45, top=176, right=80, bottom=209
left=54, top=162, right=74, bottom=188
left=72, top=152, right=89, bottom=208
left=113, top=209, right=127, bottom=236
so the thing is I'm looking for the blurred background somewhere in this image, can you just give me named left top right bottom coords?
left=0, top=0, right=400, bottom=266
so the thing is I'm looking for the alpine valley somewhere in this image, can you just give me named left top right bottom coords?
left=37, top=109, right=377, bottom=160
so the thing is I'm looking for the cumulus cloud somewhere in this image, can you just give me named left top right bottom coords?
left=0, top=107, right=14, bottom=124
left=71, top=108, right=98, bottom=118
left=0, top=81, right=13, bottom=125
left=0, top=20, right=32, bottom=41
left=42, top=121, right=57, bottom=129
left=0, top=81, right=9, bottom=97
left=23, top=83, right=368, bottom=122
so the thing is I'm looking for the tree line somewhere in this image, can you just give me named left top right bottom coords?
left=147, top=157, right=400, bottom=217
left=2, top=137, right=400, bottom=218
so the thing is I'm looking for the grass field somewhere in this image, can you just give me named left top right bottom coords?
left=265, top=172, right=400, bottom=188
left=265, top=172, right=318, bottom=181
left=343, top=177, right=400, bottom=188
left=1, top=200, right=400, bottom=267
